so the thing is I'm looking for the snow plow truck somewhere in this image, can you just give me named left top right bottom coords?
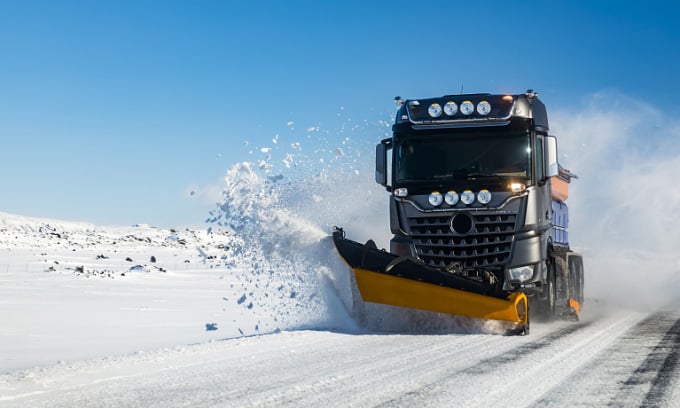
left=333, top=90, right=583, bottom=334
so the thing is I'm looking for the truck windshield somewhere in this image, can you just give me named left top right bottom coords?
left=395, top=131, right=531, bottom=183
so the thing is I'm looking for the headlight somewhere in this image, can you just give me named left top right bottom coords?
left=460, top=190, right=475, bottom=205
left=443, top=101, right=458, bottom=116
left=477, top=189, right=492, bottom=204
left=428, top=103, right=442, bottom=118
left=428, top=191, right=443, bottom=206
left=507, top=265, right=534, bottom=283
left=510, top=183, right=526, bottom=193
left=460, top=101, right=474, bottom=115
left=477, top=100, right=491, bottom=115
left=444, top=190, right=459, bottom=205
left=394, top=187, right=408, bottom=197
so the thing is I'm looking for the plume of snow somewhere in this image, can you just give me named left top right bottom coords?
left=552, top=91, right=680, bottom=309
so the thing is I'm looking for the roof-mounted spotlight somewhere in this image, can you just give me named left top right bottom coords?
left=525, top=89, right=539, bottom=99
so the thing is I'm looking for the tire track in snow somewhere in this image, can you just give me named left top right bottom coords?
left=615, top=311, right=680, bottom=407
left=1, top=311, right=652, bottom=407
left=461, top=321, right=592, bottom=374
left=373, top=322, right=592, bottom=407
left=241, top=331, right=502, bottom=407
left=530, top=309, right=680, bottom=407
left=2, top=331, right=499, bottom=408
left=375, top=312, right=644, bottom=407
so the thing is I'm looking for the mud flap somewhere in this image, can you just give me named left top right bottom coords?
left=569, top=298, right=581, bottom=316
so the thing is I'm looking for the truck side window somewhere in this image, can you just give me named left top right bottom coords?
left=536, top=137, right=545, bottom=181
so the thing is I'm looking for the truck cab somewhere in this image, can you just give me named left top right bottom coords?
left=375, top=91, right=582, bottom=314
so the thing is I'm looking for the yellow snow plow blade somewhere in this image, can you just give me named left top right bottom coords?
left=332, top=228, right=529, bottom=328
left=353, top=267, right=528, bottom=324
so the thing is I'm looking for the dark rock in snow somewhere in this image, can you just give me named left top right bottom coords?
left=150, top=255, right=156, bottom=263
left=205, top=323, right=218, bottom=331
left=125, top=257, right=133, bottom=262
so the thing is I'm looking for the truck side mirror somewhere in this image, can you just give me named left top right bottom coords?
left=375, top=139, right=391, bottom=188
left=544, top=135, right=559, bottom=177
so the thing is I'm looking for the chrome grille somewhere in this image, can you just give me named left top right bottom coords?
left=407, top=212, right=517, bottom=269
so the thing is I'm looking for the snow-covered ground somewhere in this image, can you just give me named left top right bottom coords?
left=3, top=210, right=680, bottom=407
left=0, top=212, right=259, bottom=371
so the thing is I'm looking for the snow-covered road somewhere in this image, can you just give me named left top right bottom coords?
left=3, top=307, right=679, bottom=407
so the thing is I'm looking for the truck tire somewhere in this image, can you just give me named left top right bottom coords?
left=554, top=254, right=579, bottom=321
left=569, top=254, right=585, bottom=306
left=532, top=264, right=556, bottom=322
left=554, top=255, right=569, bottom=304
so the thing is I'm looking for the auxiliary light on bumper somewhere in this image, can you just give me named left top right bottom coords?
left=507, top=265, right=535, bottom=283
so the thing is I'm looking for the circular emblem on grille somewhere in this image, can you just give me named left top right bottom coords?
left=450, top=213, right=473, bottom=235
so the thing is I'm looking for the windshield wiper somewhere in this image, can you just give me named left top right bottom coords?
left=466, top=172, right=504, bottom=180
left=399, top=170, right=524, bottom=182
left=428, top=173, right=460, bottom=180
left=467, top=170, right=528, bottom=179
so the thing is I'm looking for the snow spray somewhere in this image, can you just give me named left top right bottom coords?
left=207, top=119, right=392, bottom=335
left=553, top=91, right=680, bottom=310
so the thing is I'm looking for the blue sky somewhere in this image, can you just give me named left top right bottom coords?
left=1, top=1, right=678, bottom=227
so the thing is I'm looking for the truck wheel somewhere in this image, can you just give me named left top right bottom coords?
left=574, top=255, right=585, bottom=305
left=532, top=265, right=556, bottom=322
left=567, top=253, right=584, bottom=318
left=554, top=255, right=569, bottom=303
left=547, top=267, right=556, bottom=320
left=554, top=255, right=579, bottom=321
left=579, top=265, right=585, bottom=305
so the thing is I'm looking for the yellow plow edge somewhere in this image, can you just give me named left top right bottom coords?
left=353, top=267, right=528, bottom=325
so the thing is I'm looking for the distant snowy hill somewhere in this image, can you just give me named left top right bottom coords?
left=0, top=211, right=230, bottom=277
